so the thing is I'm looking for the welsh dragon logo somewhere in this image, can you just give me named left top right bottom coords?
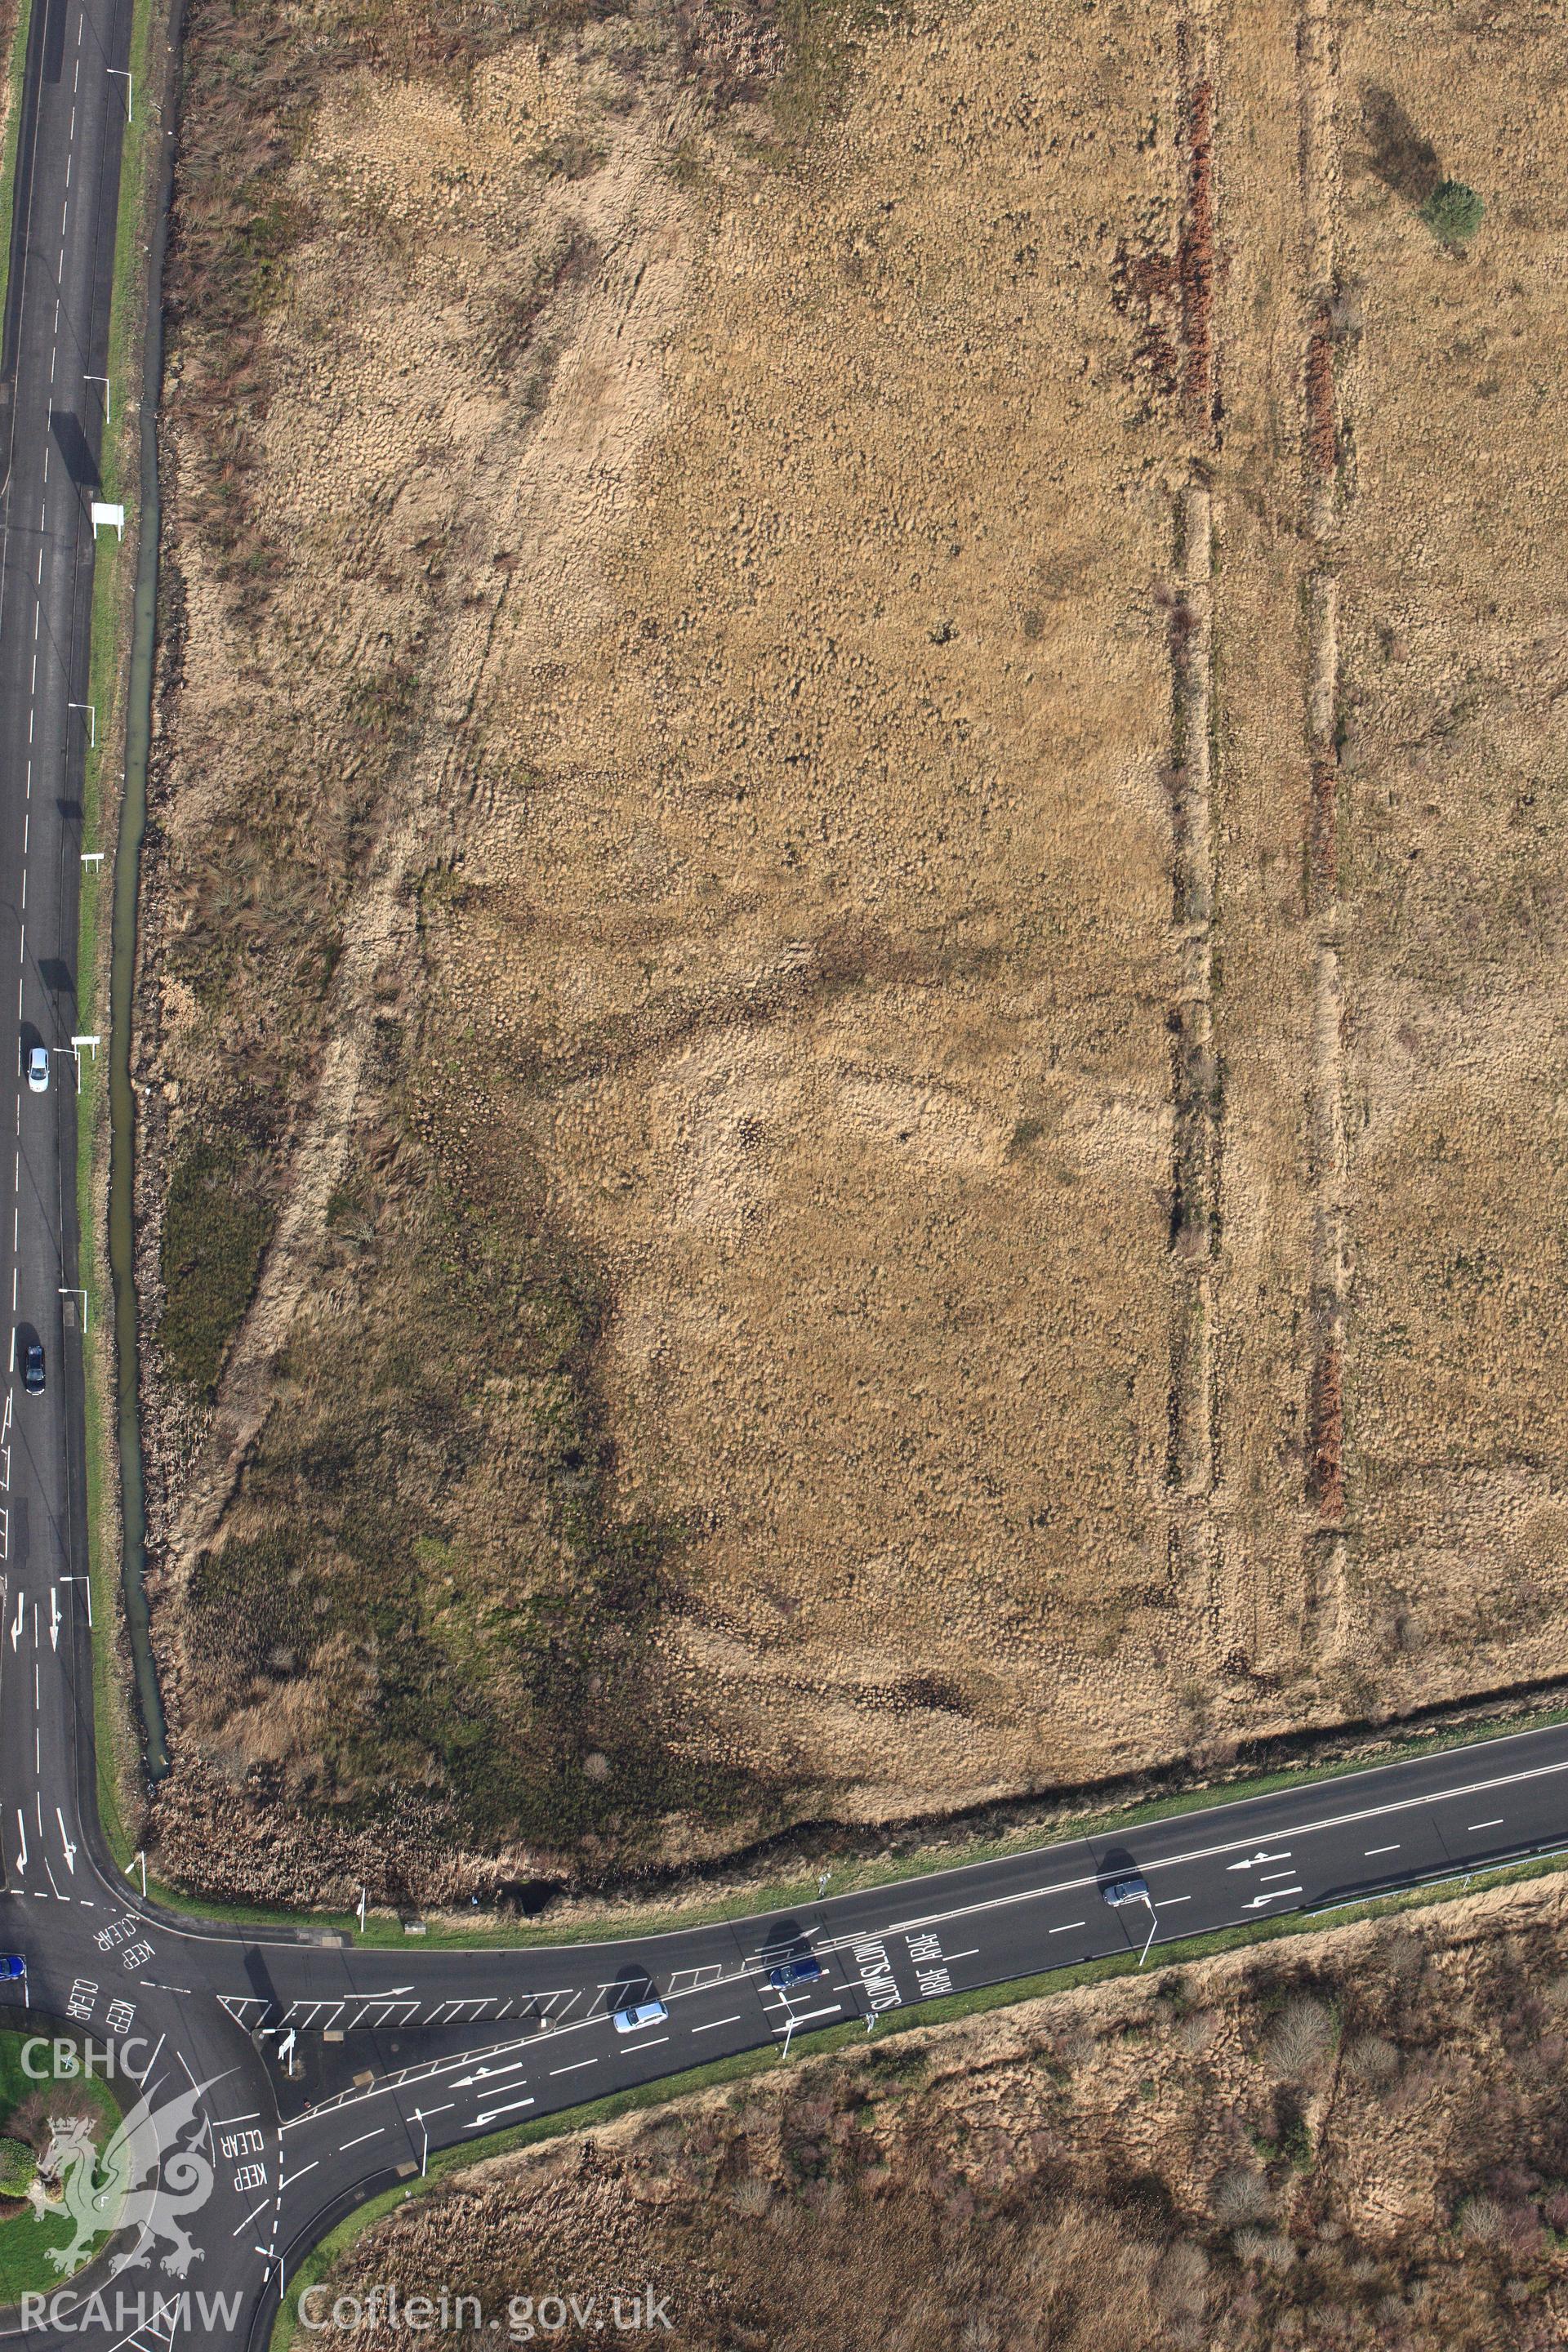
left=42, top=2073, right=220, bottom=2278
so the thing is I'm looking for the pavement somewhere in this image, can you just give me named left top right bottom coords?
left=0, top=1, right=1562, bottom=2346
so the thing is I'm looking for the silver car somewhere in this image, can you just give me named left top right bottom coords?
left=24, top=1047, right=47, bottom=1094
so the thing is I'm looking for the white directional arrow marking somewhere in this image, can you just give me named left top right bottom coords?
left=1243, top=1886, right=1302, bottom=1909
left=48, top=1589, right=59, bottom=1652
left=13, top=1811, right=24, bottom=1873
left=473, top=2095, right=535, bottom=2127
left=55, top=1808, right=74, bottom=1873
left=452, top=2060, right=527, bottom=2091
left=8, top=1594, right=19, bottom=1651
left=1226, top=1851, right=1292, bottom=1873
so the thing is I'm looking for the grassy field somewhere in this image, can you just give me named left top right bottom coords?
left=124, top=0, right=1568, bottom=1923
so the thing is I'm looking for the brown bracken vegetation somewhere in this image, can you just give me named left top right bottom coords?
left=309, top=1878, right=1568, bottom=2350
left=133, top=0, right=1568, bottom=1910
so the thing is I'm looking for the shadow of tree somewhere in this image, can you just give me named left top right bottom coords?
left=1359, top=85, right=1443, bottom=206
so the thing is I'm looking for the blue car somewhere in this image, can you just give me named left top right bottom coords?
left=0, top=1955, right=24, bottom=1980
left=768, top=1954, right=823, bottom=1989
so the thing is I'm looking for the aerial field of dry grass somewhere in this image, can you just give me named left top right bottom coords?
left=131, top=0, right=1568, bottom=1902
left=301, top=1877, right=1568, bottom=2350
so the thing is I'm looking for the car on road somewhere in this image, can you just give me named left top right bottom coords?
left=21, top=1343, right=43, bottom=1396
left=0, top=1956, right=24, bottom=1980
left=1100, top=1872, right=1152, bottom=1909
left=768, top=1954, right=823, bottom=1989
left=612, top=1998, right=667, bottom=2034
left=24, top=1047, right=47, bottom=1093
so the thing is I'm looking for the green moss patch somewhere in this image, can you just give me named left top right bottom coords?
left=158, top=1137, right=272, bottom=1395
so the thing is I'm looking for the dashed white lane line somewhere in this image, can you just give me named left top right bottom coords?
left=1469, top=1819, right=1505, bottom=1833
left=1048, top=1919, right=1085, bottom=1934
left=339, top=2127, right=384, bottom=2153
left=232, top=2198, right=270, bottom=2240
left=1365, top=1843, right=1400, bottom=1856
left=690, top=2014, right=742, bottom=2034
left=279, top=2161, right=319, bottom=2192
left=549, top=2059, right=598, bottom=2077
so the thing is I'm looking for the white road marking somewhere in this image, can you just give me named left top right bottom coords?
left=279, top=2162, right=319, bottom=2191
left=548, top=2060, right=598, bottom=2077
left=1243, top=1886, right=1302, bottom=1909
left=1048, top=1919, right=1085, bottom=1934
left=1365, top=1843, right=1400, bottom=1856
left=1468, top=1820, right=1504, bottom=1833
left=473, top=2096, right=535, bottom=2125
left=1155, top=1895, right=1191, bottom=1909
left=616, top=2035, right=669, bottom=2052
left=450, top=2060, right=526, bottom=2091
left=339, top=2128, right=384, bottom=2152
left=690, top=2015, right=742, bottom=2034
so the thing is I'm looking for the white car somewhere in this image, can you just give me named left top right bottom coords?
left=24, top=1047, right=48, bottom=1094
left=612, top=1998, right=666, bottom=2034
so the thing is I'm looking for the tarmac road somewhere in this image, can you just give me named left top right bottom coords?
left=0, top=1, right=1566, bottom=2345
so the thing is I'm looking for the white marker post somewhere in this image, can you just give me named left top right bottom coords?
left=106, top=68, right=131, bottom=120
left=69, top=1036, right=100, bottom=1097
left=359, top=1886, right=367, bottom=1933
left=1137, top=1892, right=1159, bottom=1969
left=67, top=701, right=95, bottom=749
left=59, top=1286, right=87, bottom=1335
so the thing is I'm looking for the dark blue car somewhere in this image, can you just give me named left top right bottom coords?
left=0, top=1955, right=24, bottom=1980
left=768, top=1953, right=823, bottom=1989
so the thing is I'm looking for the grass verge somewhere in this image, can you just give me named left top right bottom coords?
left=0, top=0, right=35, bottom=343
left=75, top=0, right=169, bottom=1877
left=131, top=1692, right=1568, bottom=1950
left=270, top=1837, right=1568, bottom=2350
